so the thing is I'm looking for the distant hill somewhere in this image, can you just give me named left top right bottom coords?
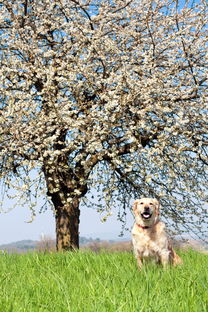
left=0, top=237, right=207, bottom=254
left=0, top=240, right=38, bottom=253
left=0, top=237, right=104, bottom=253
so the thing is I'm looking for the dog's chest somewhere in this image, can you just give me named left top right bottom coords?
left=133, top=232, right=161, bottom=257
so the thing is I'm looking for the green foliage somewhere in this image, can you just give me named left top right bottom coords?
left=0, top=250, right=207, bottom=311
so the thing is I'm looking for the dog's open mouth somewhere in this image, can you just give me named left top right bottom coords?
left=141, top=212, right=152, bottom=219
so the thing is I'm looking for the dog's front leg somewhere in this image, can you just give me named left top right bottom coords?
left=136, top=256, right=143, bottom=270
left=160, top=251, right=170, bottom=268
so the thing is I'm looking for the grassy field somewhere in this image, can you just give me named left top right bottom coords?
left=0, top=249, right=207, bottom=312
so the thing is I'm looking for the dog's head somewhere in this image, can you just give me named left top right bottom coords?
left=133, top=198, right=160, bottom=226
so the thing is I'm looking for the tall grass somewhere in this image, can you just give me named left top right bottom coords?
left=0, top=249, right=207, bottom=311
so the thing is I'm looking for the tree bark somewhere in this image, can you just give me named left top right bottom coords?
left=54, top=198, right=80, bottom=251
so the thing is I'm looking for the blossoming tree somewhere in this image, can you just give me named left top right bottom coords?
left=0, top=0, right=207, bottom=250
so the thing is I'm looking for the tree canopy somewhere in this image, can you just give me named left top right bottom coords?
left=0, top=0, right=207, bottom=249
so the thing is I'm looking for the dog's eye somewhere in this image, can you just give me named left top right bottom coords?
left=149, top=203, right=153, bottom=205
left=140, top=202, right=144, bottom=205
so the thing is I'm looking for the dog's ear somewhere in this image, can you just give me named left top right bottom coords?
left=153, top=199, right=160, bottom=214
left=132, top=200, right=138, bottom=215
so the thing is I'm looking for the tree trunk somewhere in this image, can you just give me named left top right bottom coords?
left=43, top=157, right=87, bottom=251
left=53, top=196, right=80, bottom=251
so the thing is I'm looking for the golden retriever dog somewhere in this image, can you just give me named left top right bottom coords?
left=131, top=198, right=182, bottom=269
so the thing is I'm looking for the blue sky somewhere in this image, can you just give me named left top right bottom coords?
left=0, top=201, right=134, bottom=245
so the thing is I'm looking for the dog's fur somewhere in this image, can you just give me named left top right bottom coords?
left=131, top=198, right=182, bottom=269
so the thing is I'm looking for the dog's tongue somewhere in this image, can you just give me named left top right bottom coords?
left=143, top=213, right=150, bottom=219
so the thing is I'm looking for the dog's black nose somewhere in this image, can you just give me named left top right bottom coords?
left=144, top=206, right=150, bottom=212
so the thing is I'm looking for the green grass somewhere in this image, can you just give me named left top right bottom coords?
left=0, top=249, right=207, bottom=311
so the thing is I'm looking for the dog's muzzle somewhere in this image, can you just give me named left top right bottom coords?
left=141, top=207, right=152, bottom=219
